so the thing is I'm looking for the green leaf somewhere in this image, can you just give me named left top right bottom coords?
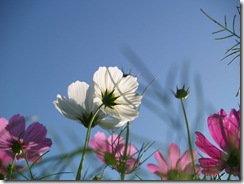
left=104, top=152, right=117, bottom=166
left=215, top=34, right=234, bottom=40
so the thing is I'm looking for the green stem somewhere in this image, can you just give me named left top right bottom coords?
left=8, top=154, right=17, bottom=179
left=227, top=168, right=232, bottom=180
left=23, top=153, right=34, bottom=180
left=75, top=104, right=103, bottom=180
left=121, top=121, right=130, bottom=180
left=180, top=99, right=197, bottom=178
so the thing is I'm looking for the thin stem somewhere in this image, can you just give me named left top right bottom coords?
left=200, top=9, right=240, bottom=39
left=75, top=104, right=103, bottom=180
left=227, top=168, right=232, bottom=180
left=23, top=153, right=34, bottom=180
left=180, top=99, right=197, bottom=178
left=121, top=121, right=130, bottom=180
left=8, top=154, right=17, bottom=180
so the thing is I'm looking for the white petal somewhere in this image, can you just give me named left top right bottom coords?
left=105, top=67, right=123, bottom=91
left=93, top=67, right=107, bottom=92
left=114, top=105, right=139, bottom=121
left=67, top=81, right=89, bottom=108
left=99, top=118, right=128, bottom=130
left=117, top=75, right=138, bottom=94
left=53, top=94, right=84, bottom=121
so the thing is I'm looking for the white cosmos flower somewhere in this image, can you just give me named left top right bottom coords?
left=53, top=81, right=127, bottom=130
left=93, top=66, right=142, bottom=121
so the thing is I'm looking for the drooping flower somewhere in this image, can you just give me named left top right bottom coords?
left=89, top=131, right=140, bottom=174
left=93, top=66, right=142, bottom=121
left=195, top=108, right=240, bottom=177
left=0, top=114, right=52, bottom=162
left=53, top=81, right=127, bottom=129
left=147, top=143, right=199, bottom=180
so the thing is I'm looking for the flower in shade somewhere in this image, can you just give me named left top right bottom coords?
left=93, top=66, right=142, bottom=121
left=195, top=108, right=240, bottom=177
left=0, top=114, right=52, bottom=162
left=0, top=150, right=12, bottom=179
left=53, top=81, right=127, bottom=130
left=0, top=150, right=23, bottom=180
left=89, top=131, right=140, bottom=174
left=147, top=143, right=199, bottom=180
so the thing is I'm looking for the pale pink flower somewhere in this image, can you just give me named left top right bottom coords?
left=147, top=143, right=199, bottom=180
left=89, top=131, right=139, bottom=174
left=195, top=109, right=240, bottom=177
left=0, top=114, right=52, bottom=162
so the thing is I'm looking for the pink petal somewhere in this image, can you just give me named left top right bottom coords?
left=0, top=118, right=12, bottom=148
left=195, top=131, right=223, bottom=159
left=177, top=150, right=196, bottom=171
left=0, top=150, right=12, bottom=163
left=0, top=118, right=8, bottom=130
left=198, top=158, right=225, bottom=176
left=208, top=109, right=228, bottom=151
left=24, top=123, right=47, bottom=144
left=89, top=132, right=107, bottom=151
left=154, top=151, right=169, bottom=174
left=147, top=164, right=163, bottom=175
left=168, top=143, right=180, bottom=169
left=6, top=114, right=26, bottom=139
left=108, top=134, right=124, bottom=154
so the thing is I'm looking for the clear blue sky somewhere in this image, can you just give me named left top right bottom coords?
left=0, top=0, right=240, bottom=180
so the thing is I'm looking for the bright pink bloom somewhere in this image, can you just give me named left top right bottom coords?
left=195, top=109, right=240, bottom=177
left=0, top=114, right=52, bottom=162
left=147, top=143, right=199, bottom=180
left=89, top=131, right=139, bottom=174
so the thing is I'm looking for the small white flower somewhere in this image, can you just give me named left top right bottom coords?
left=93, top=66, right=142, bottom=121
left=53, top=81, right=127, bottom=129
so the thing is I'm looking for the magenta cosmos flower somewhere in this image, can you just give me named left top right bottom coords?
left=195, top=108, right=240, bottom=177
left=147, top=143, right=199, bottom=180
left=0, top=114, right=52, bottom=162
left=89, top=131, right=139, bottom=174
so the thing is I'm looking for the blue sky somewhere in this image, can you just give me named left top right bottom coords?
left=0, top=0, right=240, bottom=180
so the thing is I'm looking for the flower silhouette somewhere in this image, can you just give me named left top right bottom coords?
left=0, top=114, right=52, bottom=162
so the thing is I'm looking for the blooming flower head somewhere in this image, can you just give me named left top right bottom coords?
left=147, top=143, right=199, bottom=180
left=195, top=108, right=240, bottom=177
left=89, top=131, right=139, bottom=174
left=93, top=66, right=142, bottom=121
left=0, top=114, right=52, bottom=162
left=53, top=81, right=127, bottom=129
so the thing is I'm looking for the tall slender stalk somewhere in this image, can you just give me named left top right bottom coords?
left=8, top=154, right=17, bottom=180
left=75, top=104, right=103, bottom=180
left=180, top=99, right=197, bottom=178
left=121, top=121, right=130, bottom=180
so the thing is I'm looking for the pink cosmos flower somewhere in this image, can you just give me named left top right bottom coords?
left=89, top=131, right=139, bottom=174
left=0, top=114, right=52, bottom=162
left=0, top=150, right=12, bottom=178
left=0, top=150, right=23, bottom=180
left=195, top=108, right=240, bottom=177
left=147, top=143, right=199, bottom=180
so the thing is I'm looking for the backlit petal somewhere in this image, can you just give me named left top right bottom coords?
left=195, top=131, right=222, bottom=159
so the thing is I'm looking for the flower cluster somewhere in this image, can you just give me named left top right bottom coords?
left=0, top=114, right=52, bottom=179
left=54, top=66, right=142, bottom=130
left=90, top=132, right=140, bottom=174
